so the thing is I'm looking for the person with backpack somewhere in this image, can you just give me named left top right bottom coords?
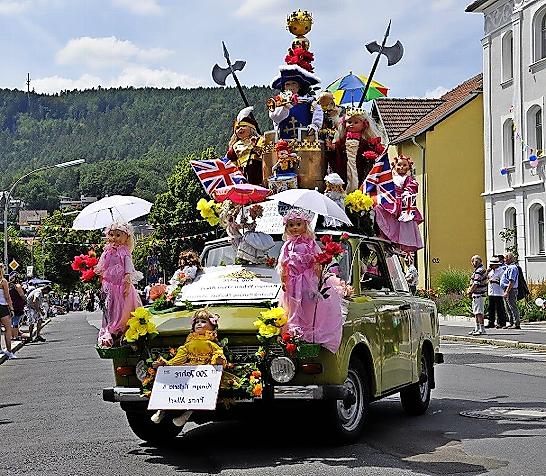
left=500, top=252, right=522, bottom=329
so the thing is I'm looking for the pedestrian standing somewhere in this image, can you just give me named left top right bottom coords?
left=486, top=257, right=506, bottom=328
left=73, top=293, right=80, bottom=311
left=404, top=256, right=418, bottom=295
left=8, top=274, right=26, bottom=341
left=68, top=293, right=74, bottom=311
left=26, top=285, right=51, bottom=342
left=501, top=252, right=521, bottom=329
left=467, top=255, right=488, bottom=335
left=0, top=264, right=17, bottom=359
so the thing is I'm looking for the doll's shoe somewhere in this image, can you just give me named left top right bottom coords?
left=151, top=410, right=165, bottom=424
left=172, top=411, right=192, bottom=427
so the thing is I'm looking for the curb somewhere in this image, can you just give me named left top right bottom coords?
left=441, top=334, right=546, bottom=352
left=0, top=318, right=52, bottom=365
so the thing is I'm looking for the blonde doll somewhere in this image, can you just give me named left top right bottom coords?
left=327, top=108, right=385, bottom=193
left=95, top=222, right=142, bottom=347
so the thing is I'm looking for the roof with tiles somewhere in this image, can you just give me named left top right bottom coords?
left=375, top=74, right=483, bottom=144
left=372, top=98, right=444, bottom=143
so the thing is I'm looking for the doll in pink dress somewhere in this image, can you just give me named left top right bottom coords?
left=277, top=209, right=343, bottom=353
left=95, top=222, right=142, bottom=347
left=375, top=155, right=424, bottom=252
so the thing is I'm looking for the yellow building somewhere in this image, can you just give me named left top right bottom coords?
left=372, top=74, right=485, bottom=288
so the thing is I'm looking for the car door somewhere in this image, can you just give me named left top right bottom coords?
left=358, top=241, right=413, bottom=392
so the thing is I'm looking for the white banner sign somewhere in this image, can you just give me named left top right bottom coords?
left=251, top=200, right=317, bottom=235
left=148, top=365, right=223, bottom=411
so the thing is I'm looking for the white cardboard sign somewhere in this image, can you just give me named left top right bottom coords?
left=147, top=365, right=223, bottom=410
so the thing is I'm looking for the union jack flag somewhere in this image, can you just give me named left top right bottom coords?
left=362, top=152, right=396, bottom=214
left=190, top=157, right=247, bottom=195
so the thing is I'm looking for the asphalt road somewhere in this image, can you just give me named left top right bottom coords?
left=1, top=312, right=545, bottom=476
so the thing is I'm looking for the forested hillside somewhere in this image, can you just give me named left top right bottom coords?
left=0, top=86, right=273, bottom=209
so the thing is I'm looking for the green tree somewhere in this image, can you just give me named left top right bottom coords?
left=35, top=211, right=103, bottom=290
left=17, top=176, right=60, bottom=211
left=1, top=227, right=32, bottom=270
left=147, top=148, right=217, bottom=275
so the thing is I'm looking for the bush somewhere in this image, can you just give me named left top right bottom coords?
left=518, top=299, right=546, bottom=322
left=436, top=268, right=471, bottom=294
left=435, top=293, right=472, bottom=317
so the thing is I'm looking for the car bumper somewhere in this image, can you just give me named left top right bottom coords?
left=103, top=384, right=350, bottom=403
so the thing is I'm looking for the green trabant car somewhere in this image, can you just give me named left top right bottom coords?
left=102, top=231, right=443, bottom=444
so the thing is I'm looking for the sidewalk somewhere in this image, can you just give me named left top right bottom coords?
left=0, top=318, right=52, bottom=365
left=440, top=314, right=546, bottom=351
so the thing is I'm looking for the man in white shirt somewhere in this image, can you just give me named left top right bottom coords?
left=486, top=257, right=506, bottom=328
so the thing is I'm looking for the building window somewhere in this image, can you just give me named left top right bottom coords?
left=542, top=14, right=546, bottom=60
left=534, top=8, right=546, bottom=61
left=502, top=31, right=513, bottom=81
left=537, top=109, right=543, bottom=152
left=503, top=207, right=518, bottom=253
left=503, top=119, right=516, bottom=166
left=529, top=204, right=545, bottom=255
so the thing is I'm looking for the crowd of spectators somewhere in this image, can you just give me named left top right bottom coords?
left=1, top=274, right=101, bottom=359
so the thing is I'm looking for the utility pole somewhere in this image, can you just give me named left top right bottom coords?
left=26, top=73, right=31, bottom=109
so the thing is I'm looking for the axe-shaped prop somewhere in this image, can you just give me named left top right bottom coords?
left=357, top=20, right=404, bottom=107
left=212, top=42, right=261, bottom=134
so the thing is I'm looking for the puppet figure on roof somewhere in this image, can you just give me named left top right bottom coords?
left=315, top=91, right=340, bottom=145
left=327, top=107, right=385, bottom=193
left=323, top=173, right=346, bottom=228
left=375, top=155, right=423, bottom=252
left=226, top=106, right=264, bottom=185
left=268, top=10, right=323, bottom=140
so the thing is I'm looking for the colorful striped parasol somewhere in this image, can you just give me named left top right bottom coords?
left=326, top=72, right=389, bottom=106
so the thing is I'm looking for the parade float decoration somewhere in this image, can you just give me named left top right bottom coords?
left=71, top=249, right=99, bottom=283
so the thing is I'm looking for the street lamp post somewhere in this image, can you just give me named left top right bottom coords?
left=3, top=159, right=85, bottom=266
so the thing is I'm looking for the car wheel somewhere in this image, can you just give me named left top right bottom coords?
left=325, top=357, right=370, bottom=442
left=400, top=348, right=432, bottom=416
left=125, top=411, right=183, bottom=445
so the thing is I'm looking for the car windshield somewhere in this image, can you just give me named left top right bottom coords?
left=202, top=237, right=352, bottom=282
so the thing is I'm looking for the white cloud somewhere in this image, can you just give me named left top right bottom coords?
left=0, top=1, right=26, bottom=14
left=30, top=66, right=202, bottom=93
left=0, top=0, right=63, bottom=14
left=56, top=36, right=173, bottom=69
left=234, top=0, right=292, bottom=22
left=424, top=86, right=449, bottom=98
left=112, top=0, right=162, bottom=15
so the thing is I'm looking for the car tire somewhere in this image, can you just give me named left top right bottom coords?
left=400, top=348, right=432, bottom=416
left=324, top=357, right=370, bottom=442
left=125, top=411, right=183, bottom=445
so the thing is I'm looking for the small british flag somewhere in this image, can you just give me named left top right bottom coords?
left=363, top=152, right=396, bottom=214
left=190, top=157, right=247, bottom=195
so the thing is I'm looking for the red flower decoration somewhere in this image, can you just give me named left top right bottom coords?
left=316, top=252, right=333, bottom=266
left=320, top=235, right=332, bottom=245
left=340, top=232, right=350, bottom=241
left=285, top=343, right=297, bottom=354
left=84, top=256, right=99, bottom=267
left=281, top=332, right=292, bottom=343
left=325, top=241, right=344, bottom=257
left=363, top=151, right=378, bottom=160
left=81, top=268, right=96, bottom=282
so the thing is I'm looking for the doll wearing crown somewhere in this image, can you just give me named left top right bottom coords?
left=277, top=208, right=342, bottom=353
left=226, top=106, right=263, bottom=185
left=327, top=108, right=385, bottom=193
left=95, top=222, right=142, bottom=347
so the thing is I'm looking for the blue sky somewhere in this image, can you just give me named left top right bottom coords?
left=0, top=0, right=484, bottom=98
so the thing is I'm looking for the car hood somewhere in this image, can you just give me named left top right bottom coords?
left=151, top=305, right=267, bottom=336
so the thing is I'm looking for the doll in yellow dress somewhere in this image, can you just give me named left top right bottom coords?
left=150, top=309, right=226, bottom=426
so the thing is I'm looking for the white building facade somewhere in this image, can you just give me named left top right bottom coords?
left=467, top=0, right=546, bottom=281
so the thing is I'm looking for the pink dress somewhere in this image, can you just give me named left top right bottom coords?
left=95, top=244, right=142, bottom=346
left=278, top=235, right=343, bottom=353
left=375, top=174, right=424, bottom=253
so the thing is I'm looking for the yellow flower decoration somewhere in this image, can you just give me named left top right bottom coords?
left=197, top=198, right=221, bottom=226
left=345, top=190, right=374, bottom=213
left=258, top=323, right=281, bottom=338
left=260, top=307, right=288, bottom=327
left=124, top=307, right=158, bottom=343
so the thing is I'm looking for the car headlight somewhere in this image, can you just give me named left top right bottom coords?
left=135, top=360, right=148, bottom=382
left=270, top=356, right=296, bottom=383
